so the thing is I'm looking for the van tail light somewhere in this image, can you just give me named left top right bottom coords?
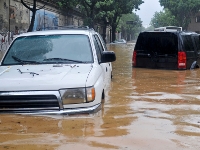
left=132, top=51, right=137, bottom=67
left=178, top=52, right=186, bottom=69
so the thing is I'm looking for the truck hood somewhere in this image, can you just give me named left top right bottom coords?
left=0, top=64, right=93, bottom=91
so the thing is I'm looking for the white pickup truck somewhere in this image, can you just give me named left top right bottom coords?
left=0, top=27, right=116, bottom=114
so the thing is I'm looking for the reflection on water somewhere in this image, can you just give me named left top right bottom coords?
left=0, top=43, right=200, bottom=150
left=130, top=67, right=200, bottom=136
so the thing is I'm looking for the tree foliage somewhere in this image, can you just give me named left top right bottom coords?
left=144, top=25, right=154, bottom=31
left=118, top=13, right=142, bottom=40
left=78, top=0, right=106, bottom=28
left=21, top=0, right=143, bottom=42
left=54, top=0, right=81, bottom=17
left=59, top=0, right=143, bottom=41
left=150, top=9, right=178, bottom=28
left=56, top=0, right=78, bottom=9
left=108, top=0, right=143, bottom=41
left=159, top=0, right=200, bottom=30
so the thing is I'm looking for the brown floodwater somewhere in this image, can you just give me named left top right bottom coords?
left=0, top=43, right=200, bottom=150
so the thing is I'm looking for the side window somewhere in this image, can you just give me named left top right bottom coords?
left=194, top=36, right=200, bottom=52
left=92, top=35, right=105, bottom=62
left=98, top=34, right=108, bottom=51
left=93, top=35, right=102, bottom=62
left=182, top=35, right=195, bottom=52
left=94, top=35, right=104, bottom=53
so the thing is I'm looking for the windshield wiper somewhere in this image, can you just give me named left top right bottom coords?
left=43, top=58, right=85, bottom=63
left=12, top=56, right=41, bottom=64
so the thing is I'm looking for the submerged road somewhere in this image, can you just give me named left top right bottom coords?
left=0, top=43, right=200, bottom=150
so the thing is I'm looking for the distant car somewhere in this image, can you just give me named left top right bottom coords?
left=0, top=27, right=116, bottom=114
left=111, top=39, right=127, bottom=44
left=133, top=30, right=200, bottom=70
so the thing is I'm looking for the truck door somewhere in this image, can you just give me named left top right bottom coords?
left=92, top=35, right=110, bottom=88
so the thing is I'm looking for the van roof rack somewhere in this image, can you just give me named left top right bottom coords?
left=154, top=26, right=182, bottom=32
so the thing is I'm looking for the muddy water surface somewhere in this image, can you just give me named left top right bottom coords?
left=0, top=43, right=200, bottom=150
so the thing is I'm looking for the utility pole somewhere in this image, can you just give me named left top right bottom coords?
left=8, top=0, right=10, bottom=44
left=44, top=9, right=45, bottom=30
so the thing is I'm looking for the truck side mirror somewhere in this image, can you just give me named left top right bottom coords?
left=101, top=51, right=116, bottom=63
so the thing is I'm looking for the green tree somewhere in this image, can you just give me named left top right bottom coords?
left=109, top=0, right=143, bottom=41
left=57, top=0, right=111, bottom=29
left=55, top=0, right=143, bottom=42
left=94, top=0, right=115, bottom=42
left=56, top=0, right=78, bottom=9
left=118, top=13, right=142, bottom=41
left=78, top=0, right=101, bottom=28
left=144, top=25, right=154, bottom=31
left=150, top=9, right=178, bottom=28
left=159, top=0, right=200, bottom=30
left=74, top=0, right=143, bottom=41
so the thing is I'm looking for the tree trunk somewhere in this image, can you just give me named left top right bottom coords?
left=28, top=9, right=36, bottom=32
left=27, top=0, right=37, bottom=32
left=21, top=0, right=46, bottom=32
left=111, top=24, right=117, bottom=42
left=111, top=14, right=119, bottom=42
left=102, top=19, right=108, bottom=43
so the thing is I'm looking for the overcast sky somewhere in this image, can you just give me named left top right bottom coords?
left=135, top=0, right=163, bottom=27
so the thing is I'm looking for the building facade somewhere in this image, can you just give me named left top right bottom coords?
left=0, top=0, right=112, bottom=52
left=0, top=0, right=84, bottom=51
left=187, top=12, right=200, bottom=33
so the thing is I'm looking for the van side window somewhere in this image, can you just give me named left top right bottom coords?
left=194, top=36, right=200, bottom=52
left=182, top=35, right=195, bottom=51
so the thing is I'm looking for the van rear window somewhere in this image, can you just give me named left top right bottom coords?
left=181, top=35, right=195, bottom=51
left=135, top=32, right=178, bottom=55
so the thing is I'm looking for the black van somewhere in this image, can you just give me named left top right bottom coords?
left=132, top=31, right=200, bottom=70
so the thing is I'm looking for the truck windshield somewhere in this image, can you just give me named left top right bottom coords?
left=2, top=34, right=93, bottom=65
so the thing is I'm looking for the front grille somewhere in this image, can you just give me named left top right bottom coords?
left=0, top=95, right=59, bottom=110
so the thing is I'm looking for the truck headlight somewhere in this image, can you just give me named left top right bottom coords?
left=59, top=87, right=95, bottom=105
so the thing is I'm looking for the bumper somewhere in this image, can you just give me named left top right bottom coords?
left=0, top=103, right=101, bottom=115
